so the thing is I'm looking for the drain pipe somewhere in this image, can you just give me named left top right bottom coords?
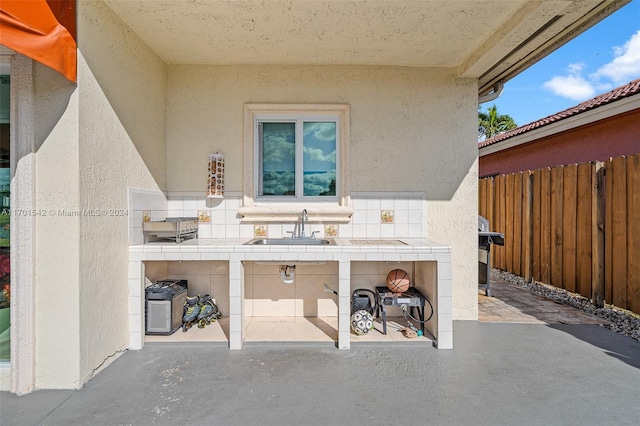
left=279, top=265, right=295, bottom=284
left=478, top=81, right=505, bottom=104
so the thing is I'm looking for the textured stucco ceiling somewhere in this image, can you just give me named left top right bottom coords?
left=102, top=0, right=629, bottom=94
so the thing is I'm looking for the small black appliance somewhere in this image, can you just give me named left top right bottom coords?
left=145, top=280, right=188, bottom=335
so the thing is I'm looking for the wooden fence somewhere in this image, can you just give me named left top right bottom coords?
left=479, top=153, right=640, bottom=315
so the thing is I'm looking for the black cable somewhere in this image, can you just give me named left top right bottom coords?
left=402, top=297, right=434, bottom=323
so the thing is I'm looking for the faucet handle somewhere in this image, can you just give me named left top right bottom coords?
left=286, top=231, right=295, bottom=238
left=310, top=231, right=319, bottom=239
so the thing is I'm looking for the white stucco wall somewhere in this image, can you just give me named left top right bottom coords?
left=30, top=1, right=168, bottom=389
left=166, top=65, right=478, bottom=319
left=76, top=1, right=167, bottom=385
left=33, top=62, right=81, bottom=388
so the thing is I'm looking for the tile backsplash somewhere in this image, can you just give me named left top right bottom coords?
left=349, top=192, right=423, bottom=239
left=128, top=188, right=168, bottom=245
left=129, top=189, right=424, bottom=244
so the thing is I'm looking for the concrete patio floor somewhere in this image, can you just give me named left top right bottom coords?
left=2, top=280, right=640, bottom=426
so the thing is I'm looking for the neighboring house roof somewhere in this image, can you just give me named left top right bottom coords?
left=479, top=78, right=640, bottom=149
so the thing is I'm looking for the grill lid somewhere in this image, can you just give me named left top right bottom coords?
left=478, top=215, right=490, bottom=232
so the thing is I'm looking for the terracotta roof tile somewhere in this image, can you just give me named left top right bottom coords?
left=478, top=78, right=640, bottom=149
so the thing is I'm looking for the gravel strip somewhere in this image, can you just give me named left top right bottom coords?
left=491, top=268, right=640, bottom=342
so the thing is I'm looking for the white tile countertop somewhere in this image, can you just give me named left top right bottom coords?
left=128, top=238, right=453, bottom=351
left=129, top=238, right=452, bottom=257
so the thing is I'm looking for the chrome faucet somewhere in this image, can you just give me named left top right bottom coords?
left=300, top=209, right=308, bottom=238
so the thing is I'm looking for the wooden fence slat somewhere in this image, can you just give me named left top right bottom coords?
left=496, top=175, right=505, bottom=270
left=487, top=178, right=496, bottom=266
left=532, top=171, right=542, bottom=281
left=479, top=179, right=487, bottom=219
left=506, top=174, right=514, bottom=272
left=592, top=162, right=605, bottom=308
left=500, top=174, right=506, bottom=271
left=540, top=168, right=551, bottom=284
left=485, top=178, right=490, bottom=219
left=497, top=174, right=505, bottom=271
left=605, top=158, right=614, bottom=304
left=563, top=164, right=578, bottom=294
left=550, top=166, right=564, bottom=289
left=611, top=156, right=628, bottom=309
left=479, top=178, right=486, bottom=265
left=522, top=171, right=533, bottom=282
left=576, top=162, right=593, bottom=298
left=513, top=172, right=523, bottom=276
left=627, top=153, right=640, bottom=314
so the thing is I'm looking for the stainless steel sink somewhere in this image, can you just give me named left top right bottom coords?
left=244, top=238, right=335, bottom=245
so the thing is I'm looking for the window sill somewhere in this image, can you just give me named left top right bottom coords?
left=238, top=205, right=354, bottom=223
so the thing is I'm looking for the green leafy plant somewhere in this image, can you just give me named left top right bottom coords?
left=478, top=104, right=517, bottom=140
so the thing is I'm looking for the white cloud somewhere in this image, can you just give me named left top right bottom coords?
left=593, top=30, right=640, bottom=85
left=303, top=171, right=336, bottom=196
left=567, top=62, right=585, bottom=74
left=304, top=123, right=336, bottom=141
left=263, top=136, right=294, bottom=168
left=542, top=64, right=596, bottom=101
left=304, top=146, right=336, bottom=163
left=542, top=30, right=640, bottom=102
left=262, top=171, right=294, bottom=195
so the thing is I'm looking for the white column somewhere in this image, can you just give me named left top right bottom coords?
left=436, top=256, right=453, bottom=349
left=10, top=54, right=36, bottom=395
left=337, top=259, right=350, bottom=349
left=128, top=260, right=145, bottom=350
left=228, top=259, right=244, bottom=349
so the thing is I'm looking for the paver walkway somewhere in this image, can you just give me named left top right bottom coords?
left=478, top=275, right=608, bottom=325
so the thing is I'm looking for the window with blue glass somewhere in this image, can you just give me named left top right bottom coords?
left=257, top=116, right=338, bottom=200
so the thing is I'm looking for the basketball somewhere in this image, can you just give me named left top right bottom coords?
left=386, top=269, right=410, bottom=293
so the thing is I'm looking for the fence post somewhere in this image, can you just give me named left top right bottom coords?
left=592, top=162, right=605, bottom=308
left=522, top=171, right=533, bottom=282
left=551, top=166, right=564, bottom=289
left=532, top=171, right=541, bottom=281
left=628, top=154, right=640, bottom=314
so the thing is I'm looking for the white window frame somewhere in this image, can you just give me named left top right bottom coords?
left=240, top=104, right=353, bottom=223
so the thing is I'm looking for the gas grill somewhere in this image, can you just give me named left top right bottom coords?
left=478, top=215, right=504, bottom=297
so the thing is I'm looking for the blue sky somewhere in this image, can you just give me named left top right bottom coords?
left=486, top=0, right=640, bottom=127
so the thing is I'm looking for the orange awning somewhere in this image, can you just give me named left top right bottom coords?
left=0, top=0, right=76, bottom=82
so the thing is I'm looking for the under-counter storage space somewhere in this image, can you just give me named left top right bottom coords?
left=242, top=261, right=340, bottom=344
left=142, top=260, right=230, bottom=344
left=350, top=261, right=438, bottom=342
